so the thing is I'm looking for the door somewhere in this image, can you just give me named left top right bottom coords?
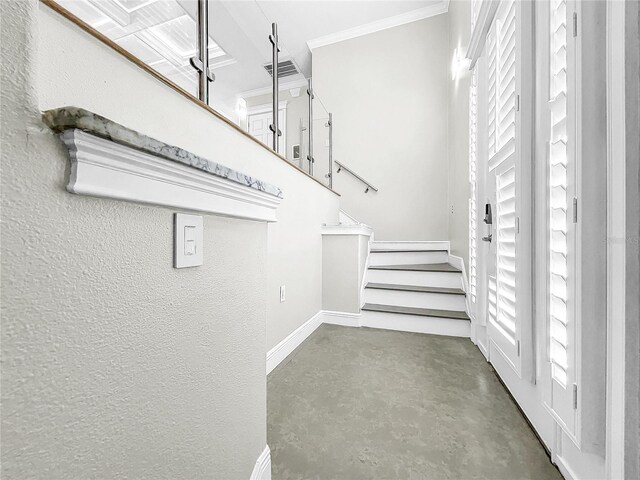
left=481, top=0, right=533, bottom=377
left=247, top=106, right=286, bottom=153
left=248, top=111, right=272, bottom=146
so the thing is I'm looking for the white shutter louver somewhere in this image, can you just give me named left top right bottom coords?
left=547, top=0, right=576, bottom=434
left=496, top=166, right=517, bottom=346
left=495, top=0, right=517, bottom=152
left=469, top=68, right=479, bottom=304
left=487, top=30, right=497, bottom=157
left=549, top=0, right=569, bottom=388
left=488, top=276, right=497, bottom=327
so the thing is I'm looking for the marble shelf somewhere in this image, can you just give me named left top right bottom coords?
left=43, top=107, right=283, bottom=222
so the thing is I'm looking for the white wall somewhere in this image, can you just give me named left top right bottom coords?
left=312, top=15, right=450, bottom=241
left=447, top=1, right=471, bottom=266
left=1, top=1, right=339, bottom=476
left=32, top=4, right=339, bottom=353
left=322, top=233, right=369, bottom=313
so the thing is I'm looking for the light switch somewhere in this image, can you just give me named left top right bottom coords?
left=174, top=213, right=203, bottom=268
left=184, top=226, right=197, bottom=256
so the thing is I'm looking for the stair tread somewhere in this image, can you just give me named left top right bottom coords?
left=365, top=283, right=465, bottom=295
left=362, top=303, right=470, bottom=320
left=369, top=263, right=461, bottom=273
left=370, top=249, right=448, bottom=253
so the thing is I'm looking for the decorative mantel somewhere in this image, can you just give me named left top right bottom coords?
left=43, top=107, right=283, bottom=222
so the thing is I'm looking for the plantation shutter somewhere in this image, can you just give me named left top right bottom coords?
left=487, top=29, right=497, bottom=158
left=469, top=68, right=479, bottom=304
left=547, top=0, right=576, bottom=434
left=486, top=0, right=524, bottom=371
left=495, top=165, right=517, bottom=346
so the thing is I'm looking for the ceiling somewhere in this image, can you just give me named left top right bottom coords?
left=217, top=0, right=447, bottom=111
left=57, top=0, right=448, bottom=117
left=233, top=0, right=446, bottom=77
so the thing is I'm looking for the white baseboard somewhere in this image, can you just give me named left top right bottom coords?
left=323, top=310, right=362, bottom=327
left=555, top=454, right=577, bottom=480
left=250, top=445, right=271, bottom=480
left=267, top=304, right=469, bottom=376
left=266, top=311, right=323, bottom=375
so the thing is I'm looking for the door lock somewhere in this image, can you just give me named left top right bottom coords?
left=482, top=203, right=493, bottom=242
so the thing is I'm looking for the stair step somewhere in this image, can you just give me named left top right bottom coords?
left=370, top=249, right=448, bottom=253
left=362, top=303, right=470, bottom=321
left=365, top=283, right=465, bottom=296
left=369, top=263, right=461, bottom=273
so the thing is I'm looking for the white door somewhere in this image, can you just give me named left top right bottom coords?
left=248, top=111, right=272, bottom=147
left=481, top=0, right=533, bottom=378
left=247, top=107, right=286, bottom=153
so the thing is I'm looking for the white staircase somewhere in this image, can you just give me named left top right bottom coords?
left=361, top=241, right=470, bottom=337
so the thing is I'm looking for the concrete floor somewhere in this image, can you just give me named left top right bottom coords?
left=267, top=324, right=563, bottom=480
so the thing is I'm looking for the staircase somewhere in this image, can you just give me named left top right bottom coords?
left=361, top=241, right=470, bottom=337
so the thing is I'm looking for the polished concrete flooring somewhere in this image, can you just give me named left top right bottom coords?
left=267, top=324, right=563, bottom=480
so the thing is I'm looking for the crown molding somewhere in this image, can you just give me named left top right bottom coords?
left=306, top=1, right=449, bottom=51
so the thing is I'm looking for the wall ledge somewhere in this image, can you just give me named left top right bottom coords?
left=321, top=224, right=373, bottom=236
left=59, top=129, right=282, bottom=222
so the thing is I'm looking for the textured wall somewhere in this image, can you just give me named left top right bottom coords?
left=1, top=1, right=271, bottom=478
left=312, top=16, right=450, bottom=241
left=447, top=1, right=470, bottom=267
left=31, top=4, right=338, bottom=352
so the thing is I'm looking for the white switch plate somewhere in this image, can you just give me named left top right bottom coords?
left=280, top=285, right=286, bottom=302
left=174, top=213, right=203, bottom=268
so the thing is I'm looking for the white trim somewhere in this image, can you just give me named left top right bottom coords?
left=359, top=231, right=373, bottom=308
left=266, top=311, right=323, bottom=375
left=555, top=453, right=578, bottom=480
left=250, top=445, right=271, bottom=480
left=447, top=254, right=470, bottom=309
left=371, top=240, right=450, bottom=252
left=246, top=101, right=289, bottom=117
left=338, top=209, right=361, bottom=226
left=321, top=224, right=373, bottom=236
left=60, top=130, right=282, bottom=222
left=306, top=1, right=449, bottom=51
left=322, top=310, right=362, bottom=328
left=239, top=78, right=309, bottom=100
left=475, top=326, right=489, bottom=360
left=605, top=0, right=626, bottom=477
left=466, top=0, right=499, bottom=68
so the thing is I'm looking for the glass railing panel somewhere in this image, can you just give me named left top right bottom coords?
left=273, top=31, right=309, bottom=167
left=270, top=80, right=309, bottom=167
left=208, top=0, right=273, bottom=149
left=56, top=0, right=199, bottom=97
left=312, top=95, right=331, bottom=186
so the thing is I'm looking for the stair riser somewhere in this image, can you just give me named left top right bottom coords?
left=364, top=289, right=466, bottom=311
left=360, top=311, right=470, bottom=337
left=369, top=251, right=448, bottom=266
left=366, top=269, right=463, bottom=289
left=371, top=241, right=449, bottom=251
